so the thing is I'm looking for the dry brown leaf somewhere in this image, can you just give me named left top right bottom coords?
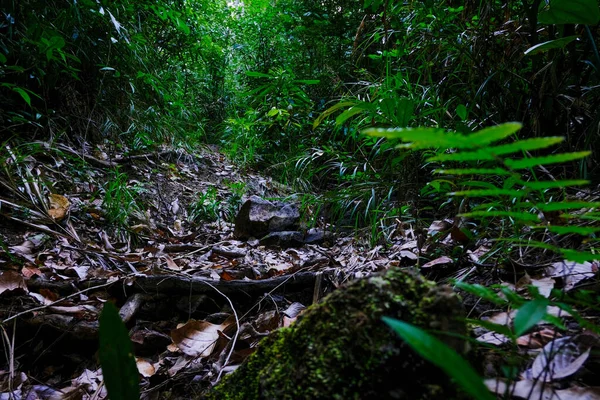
left=48, top=193, right=70, bottom=221
left=9, top=241, right=36, bottom=263
left=0, top=271, right=28, bottom=295
left=21, top=264, right=42, bottom=279
left=421, top=256, right=453, bottom=269
left=467, top=243, right=491, bottom=263
left=254, top=310, right=280, bottom=333
left=517, top=329, right=561, bottom=349
left=171, top=317, right=234, bottom=358
left=163, top=255, right=182, bottom=271
left=136, top=357, right=156, bottom=378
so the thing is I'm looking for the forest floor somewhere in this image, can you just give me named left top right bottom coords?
left=0, top=141, right=599, bottom=399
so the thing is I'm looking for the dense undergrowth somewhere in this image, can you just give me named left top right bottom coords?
left=2, top=0, right=600, bottom=398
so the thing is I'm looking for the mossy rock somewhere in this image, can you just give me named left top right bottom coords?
left=209, top=267, right=467, bottom=400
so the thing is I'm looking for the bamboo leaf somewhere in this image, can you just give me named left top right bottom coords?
left=435, top=168, right=512, bottom=175
left=522, top=180, right=589, bottom=190
left=525, top=36, right=579, bottom=55
left=99, top=302, right=140, bottom=400
left=450, top=189, right=525, bottom=198
left=514, top=299, right=549, bottom=337
left=540, top=225, right=600, bottom=235
left=313, top=101, right=357, bottom=129
left=12, top=87, right=31, bottom=106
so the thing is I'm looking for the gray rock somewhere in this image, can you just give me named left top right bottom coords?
left=234, top=196, right=300, bottom=239
left=303, top=228, right=334, bottom=245
left=259, top=231, right=304, bottom=248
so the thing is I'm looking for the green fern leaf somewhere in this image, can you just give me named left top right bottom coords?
left=430, top=137, right=565, bottom=162
left=505, top=151, right=591, bottom=169
left=466, top=122, right=522, bottom=146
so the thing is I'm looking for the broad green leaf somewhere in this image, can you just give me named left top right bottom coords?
left=99, top=302, right=140, bottom=400
left=514, top=299, right=549, bottom=336
left=394, top=98, right=414, bottom=127
left=435, top=168, right=512, bottom=175
left=267, top=108, right=280, bottom=117
left=383, top=318, right=495, bottom=400
left=522, top=179, right=589, bottom=190
left=0, top=53, right=6, bottom=63
left=459, top=211, right=540, bottom=222
left=456, top=104, right=468, bottom=121
left=525, top=36, right=579, bottom=55
left=450, top=189, right=525, bottom=198
left=12, top=87, right=31, bottom=106
left=538, top=0, right=600, bottom=25
left=467, top=122, right=522, bottom=146
left=505, top=151, right=591, bottom=169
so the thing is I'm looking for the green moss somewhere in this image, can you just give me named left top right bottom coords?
left=208, top=267, right=467, bottom=400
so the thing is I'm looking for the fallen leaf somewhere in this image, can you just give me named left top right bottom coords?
left=530, top=277, right=556, bottom=298
left=517, top=329, right=561, bottom=349
left=476, top=331, right=511, bottom=346
left=546, top=261, right=596, bottom=291
left=0, top=271, right=28, bottom=295
left=136, top=358, right=156, bottom=377
left=171, top=317, right=234, bottom=358
left=421, top=256, right=453, bottom=269
left=525, top=335, right=591, bottom=381
left=48, top=193, right=70, bottom=221
left=163, top=255, right=182, bottom=271
left=427, top=220, right=452, bottom=236
left=283, top=302, right=306, bottom=319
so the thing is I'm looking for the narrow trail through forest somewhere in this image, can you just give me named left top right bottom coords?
left=0, top=143, right=439, bottom=398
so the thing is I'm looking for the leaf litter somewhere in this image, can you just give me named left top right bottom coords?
left=0, top=142, right=599, bottom=398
